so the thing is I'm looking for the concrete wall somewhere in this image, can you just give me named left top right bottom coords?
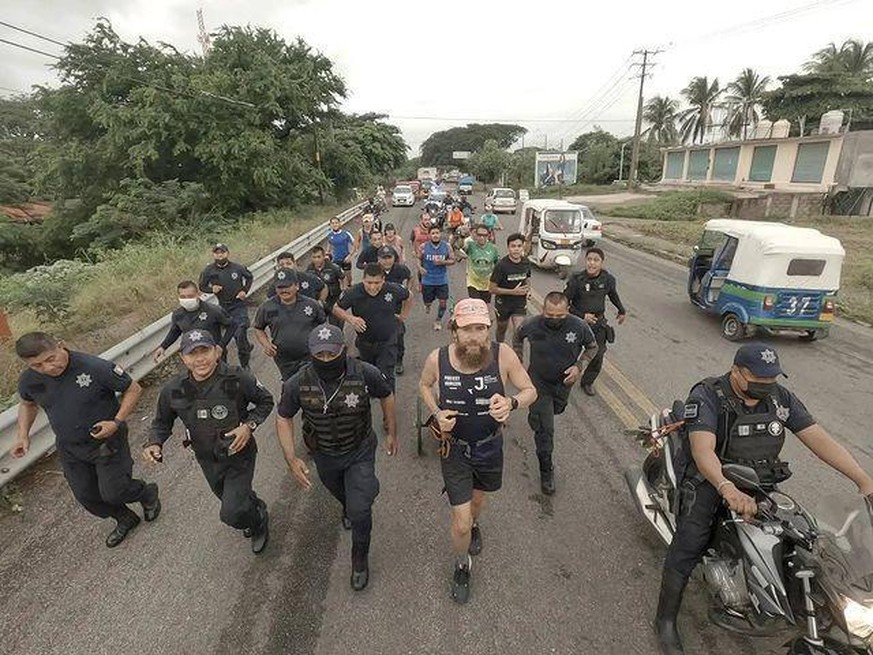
left=731, top=193, right=825, bottom=219
left=835, top=131, right=873, bottom=187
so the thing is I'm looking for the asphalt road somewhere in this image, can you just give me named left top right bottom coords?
left=1, top=192, right=871, bottom=655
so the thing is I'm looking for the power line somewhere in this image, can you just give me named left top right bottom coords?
left=387, top=115, right=633, bottom=123
left=0, top=20, right=67, bottom=47
left=0, top=37, right=60, bottom=59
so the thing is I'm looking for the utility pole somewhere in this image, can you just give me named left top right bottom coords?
left=196, top=9, right=211, bottom=56
left=628, top=48, right=661, bottom=188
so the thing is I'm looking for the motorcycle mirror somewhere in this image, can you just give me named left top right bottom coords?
left=722, top=464, right=761, bottom=492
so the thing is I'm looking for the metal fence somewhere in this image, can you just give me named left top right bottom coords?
left=0, top=203, right=364, bottom=488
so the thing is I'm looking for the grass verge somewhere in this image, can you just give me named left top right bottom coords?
left=604, top=215, right=873, bottom=325
left=530, top=183, right=629, bottom=198
left=0, top=203, right=344, bottom=407
left=599, top=189, right=735, bottom=221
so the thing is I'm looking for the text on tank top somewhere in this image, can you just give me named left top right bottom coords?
left=437, top=342, right=503, bottom=442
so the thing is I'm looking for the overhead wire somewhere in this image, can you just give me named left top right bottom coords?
left=0, top=20, right=67, bottom=47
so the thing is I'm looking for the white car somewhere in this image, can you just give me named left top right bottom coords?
left=392, top=185, right=415, bottom=207
left=581, top=205, right=603, bottom=246
left=485, top=187, right=517, bottom=214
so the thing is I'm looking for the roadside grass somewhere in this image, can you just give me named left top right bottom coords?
left=0, top=203, right=344, bottom=406
left=599, top=189, right=735, bottom=221
left=604, top=214, right=873, bottom=325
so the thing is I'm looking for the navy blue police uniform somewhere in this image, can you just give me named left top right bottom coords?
left=563, top=268, right=625, bottom=388
left=160, top=299, right=236, bottom=353
left=380, top=249, right=412, bottom=373
left=147, top=331, right=274, bottom=541
left=335, top=281, right=409, bottom=391
left=267, top=270, right=325, bottom=303
left=307, top=259, right=345, bottom=327
left=664, top=346, right=815, bottom=579
left=198, top=246, right=254, bottom=368
left=278, top=327, right=392, bottom=576
left=514, top=314, right=597, bottom=478
left=18, top=352, right=154, bottom=537
left=254, top=271, right=327, bottom=381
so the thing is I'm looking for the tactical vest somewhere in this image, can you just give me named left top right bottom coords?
left=298, top=359, right=372, bottom=455
left=703, top=377, right=791, bottom=486
left=169, top=368, right=243, bottom=458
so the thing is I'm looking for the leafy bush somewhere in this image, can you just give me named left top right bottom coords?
left=601, top=189, right=734, bottom=221
left=0, top=259, right=95, bottom=323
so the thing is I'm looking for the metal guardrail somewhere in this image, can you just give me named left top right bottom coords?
left=0, top=202, right=364, bottom=487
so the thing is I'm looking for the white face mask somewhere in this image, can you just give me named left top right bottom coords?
left=179, top=297, right=200, bottom=311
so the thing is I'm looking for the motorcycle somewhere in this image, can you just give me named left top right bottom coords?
left=625, top=405, right=873, bottom=654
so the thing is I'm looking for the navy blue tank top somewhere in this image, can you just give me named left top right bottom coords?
left=437, top=342, right=503, bottom=442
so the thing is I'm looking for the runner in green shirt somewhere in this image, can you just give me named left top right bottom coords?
left=457, top=223, right=500, bottom=304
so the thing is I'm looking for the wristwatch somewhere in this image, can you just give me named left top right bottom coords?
left=510, top=397, right=519, bottom=411
left=245, top=420, right=258, bottom=432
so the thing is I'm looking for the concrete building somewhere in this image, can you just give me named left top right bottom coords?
left=659, top=126, right=873, bottom=216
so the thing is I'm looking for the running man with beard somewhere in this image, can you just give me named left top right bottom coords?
left=418, top=298, right=537, bottom=604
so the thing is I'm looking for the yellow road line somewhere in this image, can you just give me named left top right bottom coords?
left=602, top=359, right=660, bottom=416
left=594, top=380, right=639, bottom=430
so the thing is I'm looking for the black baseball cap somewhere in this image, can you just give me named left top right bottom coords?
left=181, top=329, right=217, bottom=354
left=212, top=243, right=229, bottom=253
left=377, top=245, right=398, bottom=259
left=274, top=268, right=298, bottom=288
left=308, top=324, right=345, bottom=355
left=733, top=342, right=786, bottom=378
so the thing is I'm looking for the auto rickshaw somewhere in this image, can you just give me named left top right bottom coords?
left=519, top=199, right=594, bottom=275
left=687, top=219, right=845, bottom=341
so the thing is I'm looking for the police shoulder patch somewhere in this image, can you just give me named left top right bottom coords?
left=113, top=364, right=125, bottom=376
left=683, top=402, right=699, bottom=420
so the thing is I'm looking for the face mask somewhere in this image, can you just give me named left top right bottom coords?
left=745, top=380, right=777, bottom=400
left=543, top=317, right=566, bottom=331
left=312, top=351, right=346, bottom=381
left=179, top=298, right=199, bottom=311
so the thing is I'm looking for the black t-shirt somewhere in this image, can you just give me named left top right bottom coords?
left=490, top=256, right=531, bottom=311
left=253, top=296, right=326, bottom=363
left=198, top=261, right=253, bottom=307
left=564, top=269, right=626, bottom=317
left=161, top=301, right=235, bottom=350
left=336, top=282, right=410, bottom=343
left=308, top=261, right=344, bottom=304
left=18, top=351, right=132, bottom=454
left=277, top=358, right=392, bottom=419
left=685, top=374, right=816, bottom=449
left=385, top=264, right=412, bottom=311
left=516, top=315, right=596, bottom=385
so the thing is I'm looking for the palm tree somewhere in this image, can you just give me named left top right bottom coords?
left=679, top=76, right=722, bottom=144
left=725, top=68, right=770, bottom=140
left=643, top=96, right=679, bottom=145
left=805, top=39, right=873, bottom=76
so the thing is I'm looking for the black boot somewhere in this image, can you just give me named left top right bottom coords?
left=655, top=568, right=687, bottom=655
left=140, top=482, right=161, bottom=522
left=106, top=508, right=140, bottom=548
left=540, top=468, right=556, bottom=495
left=351, top=542, right=369, bottom=591
left=250, top=499, right=269, bottom=554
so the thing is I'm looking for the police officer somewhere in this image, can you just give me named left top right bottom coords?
left=418, top=299, right=537, bottom=604
left=563, top=247, right=626, bottom=396
left=355, top=229, right=386, bottom=270
left=13, top=332, right=160, bottom=547
left=254, top=269, right=326, bottom=381
left=377, top=245, right=414, bottom=375
left=144, top=330, right=274, bottom=553
left=655, top=343, right=873, bottom=655
left=307, top=246, right=344, bottom=327
left=276, top=324, right=397, bottom=591
left=198, top=243, right=254, bottom=369
left=332, top=263, right=411, bottom=391
left=513, top=292, right=598, bottom=495
left=266, top=251, right=327, bottom=304
left=154, top=280, right=237, bottom=362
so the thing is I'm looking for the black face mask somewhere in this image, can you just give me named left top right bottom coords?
left=312, top=352, right=346, bottom=381
left=745, top=380, right=777, bottom=400
left=543, top=317, right=566, bottom=331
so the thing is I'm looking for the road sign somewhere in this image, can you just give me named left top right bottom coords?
left=452, top=151, right=471, bottom=160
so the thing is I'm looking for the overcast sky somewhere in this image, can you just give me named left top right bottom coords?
left=0, top=0, right=867, bottom=153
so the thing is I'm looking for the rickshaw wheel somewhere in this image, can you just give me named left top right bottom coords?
left=721, top=313, right=746, bottom=342
left=798, top=329, right=819, bottom=342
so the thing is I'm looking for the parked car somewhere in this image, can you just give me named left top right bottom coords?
left=392, top=184, right=416, bottom=207
left=485, top=187, right=518, bottom=214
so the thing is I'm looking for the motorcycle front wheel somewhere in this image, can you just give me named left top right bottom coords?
left=785, top=635, right=858, bottom=655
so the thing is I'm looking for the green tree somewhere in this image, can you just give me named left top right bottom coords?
left=569, top=129, right=622, bottom=184
left=0, top=95, right=42, bottom=205
left=762, top=73, right=873, bottom=133
left=643, top=96, right=679, bottom=145
left=467, top=139, right=511, bottom=184
left=420, top=123, right=526, bottom=166
left=506, top=147, right=539, bottom=188
left=725, top=68, right=770, bottom=139
left=805, top=39, right=873, bottom=76
left=679, top=76, right=722, bottom=144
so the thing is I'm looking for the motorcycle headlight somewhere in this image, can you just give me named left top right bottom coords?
left=843, top=598, right=873, bottom=639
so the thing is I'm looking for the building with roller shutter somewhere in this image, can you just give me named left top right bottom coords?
left=658, top=129, right=873, bottom=217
